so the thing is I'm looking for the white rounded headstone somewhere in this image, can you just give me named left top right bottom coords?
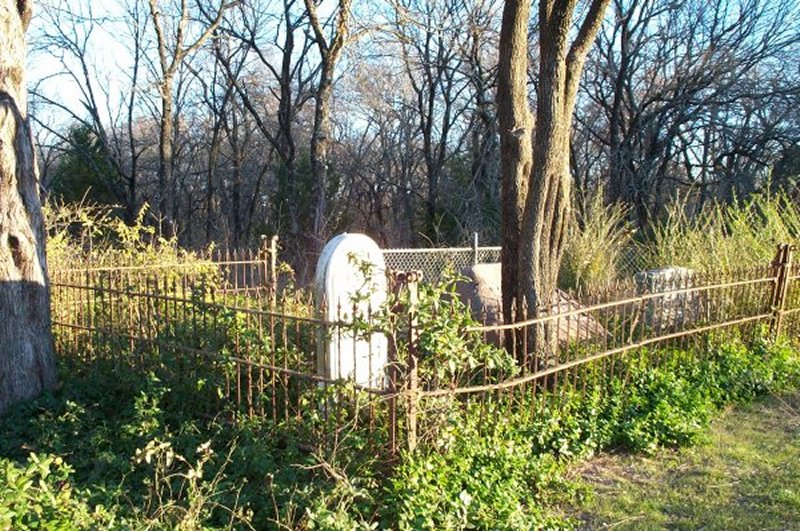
left=314, top=233, right=388, bottom=389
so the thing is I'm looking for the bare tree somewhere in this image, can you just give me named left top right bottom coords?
left=23, top=0, right=800, bottom=290
left=304, top=0, right=354, bottom=249
left=332, top=57, right=428, bottom=245
left=147, top=0, right=231, bottom=233
left=578, top=0, right=800, bottom=227
left=216, top=0, right=322, bottom=276
left=323, top=0, right=501, bottom=246
left=0, top=0, right=57, bottom=414
left=184, top=41, right=236, bottom=243
left=31, top=0, right=148, bottom=223
left=463, top=0, right=502, bottom=237
left=393, top=0, right=475, bottom=242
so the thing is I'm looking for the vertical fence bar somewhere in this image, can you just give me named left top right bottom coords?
left=270, top=236, right=279, bottom=310
left=771, top=243, right=794, bottom=339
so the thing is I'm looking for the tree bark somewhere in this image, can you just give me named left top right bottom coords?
left=498, top=0, right=611, bottom=357
left=0, top=0, right=57, bottom=415
left=310, top=60, right=336, bottom=248
left=497, top=0, right=533, bottom=328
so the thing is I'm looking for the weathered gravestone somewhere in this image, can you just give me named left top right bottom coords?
left=314, top=233, right=388, bottom=389
left=634, top=266, right=697, bottom=332
left=456, top=263, right=607, bottom=345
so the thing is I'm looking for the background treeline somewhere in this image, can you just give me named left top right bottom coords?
left=31, top=0, right=800, bottom=277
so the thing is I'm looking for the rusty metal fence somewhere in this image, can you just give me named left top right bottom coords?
left=394, top=244, right=799, bottom=451
left=48, top=243, right=799, bottom=458
left=49, top=246, right=396, bottom=451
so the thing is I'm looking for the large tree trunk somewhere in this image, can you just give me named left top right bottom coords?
left=0, top=0, right=58, bottom=415
left=497, top=0, right=533, bottom=337
left=498, top=0, right=610, bottom=359
left=518, top=0, right=577, bottom=320
left=517, top=35, right=573, bottom=357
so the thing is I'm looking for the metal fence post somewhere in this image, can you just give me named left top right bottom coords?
left=385, top=269, right=421, bottom=456
left=770, top=243, right=794, bottom=339
left=406, top=271, right=421, bottom=453
left=268, top=235, right=278, bottom=309
left=472, top=232, right=479, bottom=266
left=386, top=270, right=400, bottom=460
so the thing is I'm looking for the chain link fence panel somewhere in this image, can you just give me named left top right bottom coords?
left=383, top=246, right=501, bottom=284
left=384, top=244, right=655, bottom=286
left=617, top=245, right=653, bottom=277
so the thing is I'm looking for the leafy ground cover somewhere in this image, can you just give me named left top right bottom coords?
left=0, top=356, right=385, bottom=530
left=567, top=392, right=800, bottom=529
left=2, top=335, right=799, bottom=529
left=382, top=335, right=800, bottom=529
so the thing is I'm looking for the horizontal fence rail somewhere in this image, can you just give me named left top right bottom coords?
left=48, top=243, right=799, bottom=458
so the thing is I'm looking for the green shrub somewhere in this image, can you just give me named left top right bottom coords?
left=0, top=454, right=117, bottom=530
left=643, top=192, right=800, bottom=272
left=384, top=272, right=518, bottom=390
left=613, top=364, right=715, bottom=452
left=559, top=194, right=633, bottom=292
left=607, top=337, right=800, bottom=453
left=386, top=335, right=800, bottom=528
left=528, top=389, right=613, bottom=459
left=45, top=201, right=212, bottom=272
left=387, top=419, right=572, bottom=530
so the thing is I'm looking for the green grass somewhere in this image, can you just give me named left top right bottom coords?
left=568, top=392, right=800, bottom=529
